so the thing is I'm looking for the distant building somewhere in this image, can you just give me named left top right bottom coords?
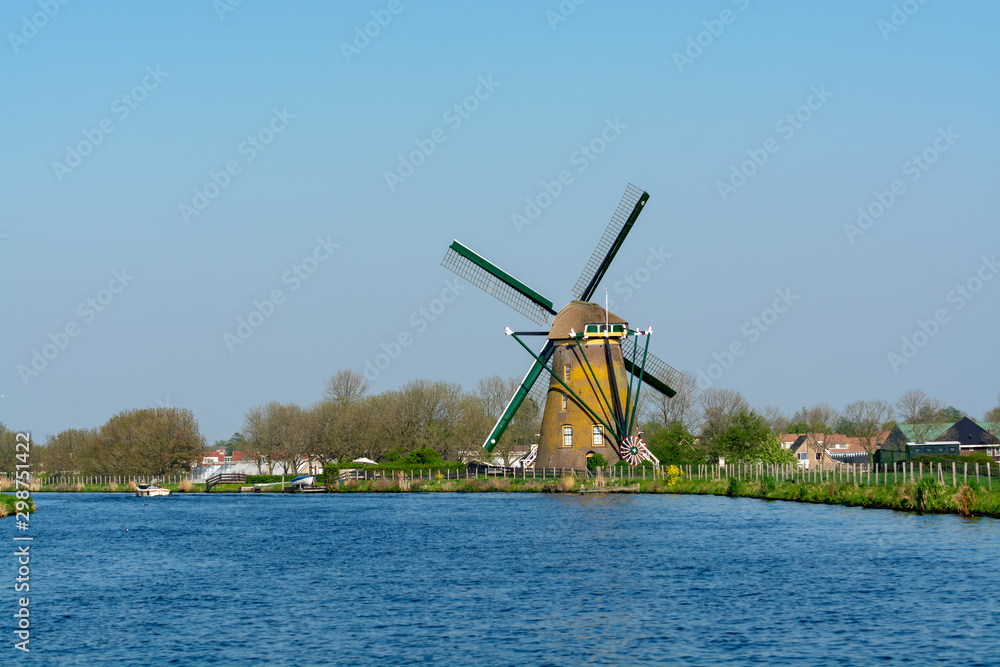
left=881, top=418, right=1000, bottom=462
left=784, top=433, right=886, bottom=469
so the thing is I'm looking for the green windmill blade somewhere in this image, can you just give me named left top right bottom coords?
left=620, top=336, right=682, bottom=398
left=442, top=240, right=556, bottom=327
left=572, top=184, right=649, bottom=302
left=441, top=239, right=558, bottom=451
left=481, top=342, right=554, bottom=452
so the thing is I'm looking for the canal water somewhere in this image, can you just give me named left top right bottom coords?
left=9, top=492, right=1000, bottom=665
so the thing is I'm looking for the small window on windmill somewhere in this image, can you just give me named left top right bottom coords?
left=563, top=426, right=572, bottom=447
left=562, top=394, right=568, bottom=410
left=564, top=364, right=571, bottom=381
left=593, top=425, right=603, bottom=446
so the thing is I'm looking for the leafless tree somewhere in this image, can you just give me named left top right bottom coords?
left=758, top=405, right=790, bottom=435
left=89, top=407, right=204, bottom=478
left=800, top=403, right=840, bottom=460
left=842, top=399, right=893, bottom=464
left=698, top=388, right=749, bottom=449
left=241, top=405, right=270, bottom=473
left=984, top=393, right=1000, bottom=423
left=642, top=371, right=700, bottom=433
left=324, top=369, right=369, bottom=406
left=895, top=389, right=945, bottom=442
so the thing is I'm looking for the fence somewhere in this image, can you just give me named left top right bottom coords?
left=4, top=459, right=996, bottom=492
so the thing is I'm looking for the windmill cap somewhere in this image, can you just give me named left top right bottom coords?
left=548, top=300, right=627, bottom=340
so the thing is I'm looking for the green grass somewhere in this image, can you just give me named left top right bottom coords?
left=0, top=493, right=35, bottom=516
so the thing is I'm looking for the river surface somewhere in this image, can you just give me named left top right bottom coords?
left=7, top=492, right=1000, bottom=666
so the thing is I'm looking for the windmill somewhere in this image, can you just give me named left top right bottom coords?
left=441, top=184, right=683, bottom=469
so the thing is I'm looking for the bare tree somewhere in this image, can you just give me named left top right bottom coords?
left=895, top=389, right=945, bottom=442
left=89, top=407, right=204, bottom=478
left=984, top=392, right=1000, bottom=422
left=473, top=376, right=536, bottom=466
left=642, top=371, right=700, bottom=433
left=241, top=405, right=270, bottom=473
left=842, top=399, right=893, bottom=464
left=758, top=405, right=790, bottom=435
left=324, top=369, right=369, bottom=406
left=801, top=403, right=840, bottom=461
left=698, top=388, right=749, bottom=453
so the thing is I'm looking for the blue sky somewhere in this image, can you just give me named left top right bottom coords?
left=2, top=0, right=998, bottom=444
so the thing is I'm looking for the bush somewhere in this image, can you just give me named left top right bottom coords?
left=404, top=447, right=444, bottom=465
left=178, top=479, right=194, bottom=493
left=559, top=474, right=576, bottom=492
left=760, top=475, right=777, bottom=494
left=954, top=485, right=978, bottom=516
left=915, top=476, right=939, bottom=513
left=726, top=477, right=742, bottom=497
left=587, top=454, right=608, bottom=471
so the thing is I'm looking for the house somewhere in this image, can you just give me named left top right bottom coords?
left=191, top=449, right=266, bottom=479
left=880, top=418, right=1000, bottom=462
left=942, top=417, right=1000, bottom=459
left=785, top=433, right=885, bottom=469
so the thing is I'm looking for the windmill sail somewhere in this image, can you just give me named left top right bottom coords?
left=442, top=240, right=556, bottom=326
left=620, top=336, right=682, bottom=398
left=481, top=342, right=554, bottom=452
left=572, top=184, right=649, bottom=302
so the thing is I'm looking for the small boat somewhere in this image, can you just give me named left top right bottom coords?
left=288, top=475, right=316, bottom=487
left=135, top=484, right=171, bottom=497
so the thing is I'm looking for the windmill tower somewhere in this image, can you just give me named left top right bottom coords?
left=442, top=184, right=683, bottom=467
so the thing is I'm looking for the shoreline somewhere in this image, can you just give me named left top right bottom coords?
left=14, top=474, right=1000, bottom=519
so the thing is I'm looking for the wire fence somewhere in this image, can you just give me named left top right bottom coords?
left=4, top=458, right=996, bottom=491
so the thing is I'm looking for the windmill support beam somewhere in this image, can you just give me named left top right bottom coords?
left=506, top=331, right=618, bottom=440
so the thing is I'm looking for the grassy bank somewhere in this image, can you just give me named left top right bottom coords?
left=0, top=493, right=35, bottom=517
left=319, top=472, right=1000, bottom=518
left=12, top=468, right=1000, bottom=519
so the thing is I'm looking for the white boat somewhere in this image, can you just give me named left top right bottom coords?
left=135, top=484, right=171, bottom=497
left=253, top=475, right=317, bottom=490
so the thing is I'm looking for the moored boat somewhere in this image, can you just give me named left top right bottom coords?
left=136, top=484, right=171, bottom=497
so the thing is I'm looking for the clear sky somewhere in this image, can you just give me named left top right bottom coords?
left=2, top=0, right=998, bottom=444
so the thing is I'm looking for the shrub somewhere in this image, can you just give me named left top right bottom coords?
left=404, top=447, right=444, bottom=465
left=127, top=481, right=137, bottom=492
left=954, top=485, right=978, bottom=516
left=178, top=480, right=194, bottom=493
left=486, top=478, right=511, bottom=492
left=559, top=473, right=576, bottom=492
left=760, top=476, right=777, bottom=495
left=108, top=481, right=119, bottom=492
left=72, top=482, right=85, bottom=492
left=666, top=465, right=683, bottom=488
left=726, top=477, right=742, bottom=497
left=587, top=454, right=609, bottom=471
left=57, top=483, right=68, bottom=492
left=373, top=478, right=394, bottom=492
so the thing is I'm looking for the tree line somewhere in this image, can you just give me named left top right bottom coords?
left=4, top=372, right=999, bottom=476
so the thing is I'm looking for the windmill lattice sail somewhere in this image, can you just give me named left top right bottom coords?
left=442, top=240, right=555, bottom=327
left=620, top=336, right=683, bottom=398
left=572, top=183, right=647, bottom=301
